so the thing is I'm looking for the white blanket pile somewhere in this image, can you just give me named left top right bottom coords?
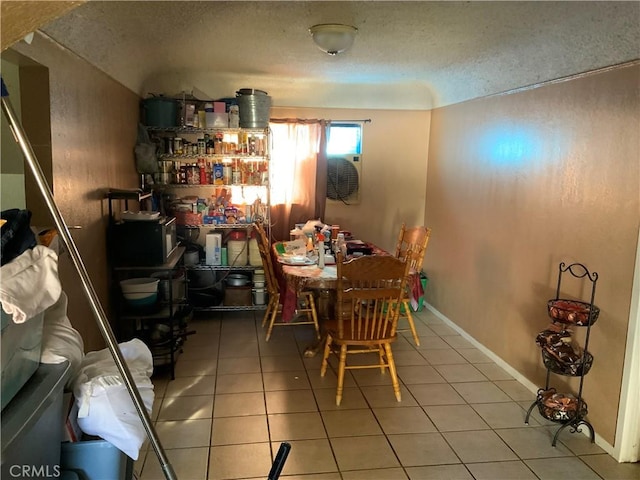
left=0, top=245, right=84, bottom=378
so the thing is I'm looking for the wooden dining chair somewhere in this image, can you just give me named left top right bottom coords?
left=253, top=222, right=320, bottom=342
left=320, top=251, right=412, bottom=405
left=394, top=223, right=431, bottom=346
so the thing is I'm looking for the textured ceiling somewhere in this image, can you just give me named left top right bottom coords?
left=10, top=1, right=640, bottom=109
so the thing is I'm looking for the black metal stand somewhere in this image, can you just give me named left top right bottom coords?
left=525, top=262, right=599, bottom=446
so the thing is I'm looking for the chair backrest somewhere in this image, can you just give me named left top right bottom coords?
left=394, top=223, right=431, bottom=273
left=253, top=222, right=280, bottom=297
left=335, top=252, right=412, bottom=340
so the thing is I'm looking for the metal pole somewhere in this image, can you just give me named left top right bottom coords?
left=1, top=79, right=177, bottom=480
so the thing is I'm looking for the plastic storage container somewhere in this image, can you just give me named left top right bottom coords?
left=227, top=240, right=248, bottom=266
left=1, top=308, right=44, bottom=410
left=61, top=438, right=133, bottom=480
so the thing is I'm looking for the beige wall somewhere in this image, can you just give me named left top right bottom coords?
left=8, top=33, right=141, bottom=352
left=271, top=107, right=431, bottom=254
left=425, top=64, right=639, bottom=446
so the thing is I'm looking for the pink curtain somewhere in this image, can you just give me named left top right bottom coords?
left=268, top=119, right=328, bottom=241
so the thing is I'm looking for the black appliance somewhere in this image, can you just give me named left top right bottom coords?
left=110, top=216, right=177, bottom=266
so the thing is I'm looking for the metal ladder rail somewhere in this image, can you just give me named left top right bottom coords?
left=0, top=78, right=177, bottom=480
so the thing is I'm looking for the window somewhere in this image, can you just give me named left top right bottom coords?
left=327, top=123, right=362, bottom=155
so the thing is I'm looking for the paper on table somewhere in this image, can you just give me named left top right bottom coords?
left=278, top=239, right=307, bottom=256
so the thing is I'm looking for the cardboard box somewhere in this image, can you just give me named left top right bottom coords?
left=206, top=233, right=222, bottom=265
left=224, top=286, right=252, bottom=306
left=62, top=392, right=83, bottom=442
left=213, top=101, right=226, bottom=113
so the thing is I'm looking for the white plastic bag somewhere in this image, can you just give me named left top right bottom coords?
left=72, top=339, right=154, bottom=460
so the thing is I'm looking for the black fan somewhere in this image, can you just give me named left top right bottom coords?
left=327, top=156, right=360, bottom=201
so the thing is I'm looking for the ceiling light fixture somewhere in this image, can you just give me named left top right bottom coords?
left=309, top=24, right=358, bottom=56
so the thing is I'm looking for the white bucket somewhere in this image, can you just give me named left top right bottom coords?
left=227, top=240, right=248, bottom=266
left=253, top=281, right=265, bottom=288
left=248, top=238, right=262, bottom=266
left=253, top=288, right=266, bottom=305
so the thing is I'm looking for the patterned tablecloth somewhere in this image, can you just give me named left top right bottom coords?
left=273, top=242, right=422, bottom=322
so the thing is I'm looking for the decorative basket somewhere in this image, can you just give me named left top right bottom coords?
left=537, top=388, right=588, bottom=423
left=547, top=299, right=600, bottom=326
left=541, top=348, right=593, bottom=376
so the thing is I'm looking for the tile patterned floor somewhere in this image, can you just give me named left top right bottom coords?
left=135, top=309, right=639, bottom=480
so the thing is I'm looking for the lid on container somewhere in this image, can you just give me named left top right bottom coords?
left=236, top=88, right=268, bottom=96
left=228, top=230, right=247, bottom=240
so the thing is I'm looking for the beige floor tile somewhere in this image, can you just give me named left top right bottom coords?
left=525, top=456, right=603, bottom=479
left=141, top=447, right=209, bottom=480
left=558, top=431, right=605, bottom=455
left=321, top=408, right=383, bottom=437
left=397, top=365, right=446, bottom=384
left=350, top=368, right=402, bottom=387
left=442, top=335, right=475, bottom=349
left=217, top=342, right=260, bottom=358
left=387, top=432, right=460, bottom=467
left=495, top=426, right=574, bottom=459
left=213, top=392, right=266, bottom=417
left=280, top=474, right=342, bottom=480
left=471, top=401, right=540, bottom=428
left=179, top=345, right=219, bottom=361
left=580, top=453, right=640, bottom=480
left=215, top=372, right=263, bottom=394
left=420, top=348, right=468, bottom=365
left=154, top=418, right=212, bottom=449
left=372, top=406, right=437, bottom=434
left=406, top=383, right=467, bottom=406
left=302, top=353, right=326, bottom=371
left=429, top=324, right=460, bottom=336
left=392, top=349, right=430, bottom=366
left=265, top=389, right=318, bottom=414
left=443, top=430, right=518, bottom=463
left=279, top=439, right=338, bottom=476
left=260, top=354, right=305, bottom=372
left=263, top=370, right=312, bottom=391
left=434, top=364, right=487, bottom=383
left=414, top=336, right=452, bottom=350
left=360, top=385, right=417, bottom=408
left=455, top=348, right=493, bottom=363
left=474, top=363, right=514, bottom=381
left=406, top=464, right=474, bottom=479
left=342, top=467, right=409, bottom=479
left=152, top=376, right=170, bottom=397
left=466, top=460, right=538, bottom=480
left=314, top=386, right=369, bottom=411
left=151, top=396, right=162, bottom=421
left=309, top=367, right=357, bottom=390
left=424, top=405, right=490, bottom=432
left=158, top=395, right=214, bottom=421
left=494, top=379, right=536, bottom=401
left=211, top=415, right=269, bottom=445
left=164, top=375, right=216, bottom=397
left=268, top=412, right=327, bottom=441
left=451, top=381, right=512, bottom=403
left=331, top=435, right=401, bottom=471
left=138, top=311, right=627, bottom=479
left=208, top=442, right=273, bottom=480
left=216, top=355, right=261, bottom=374
left=173, top=358, right=218, bottom=377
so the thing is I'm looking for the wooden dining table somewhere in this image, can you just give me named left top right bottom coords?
left=271, top=239, right=425, bottom=355
left=272, top=241, right=423, bottom=321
